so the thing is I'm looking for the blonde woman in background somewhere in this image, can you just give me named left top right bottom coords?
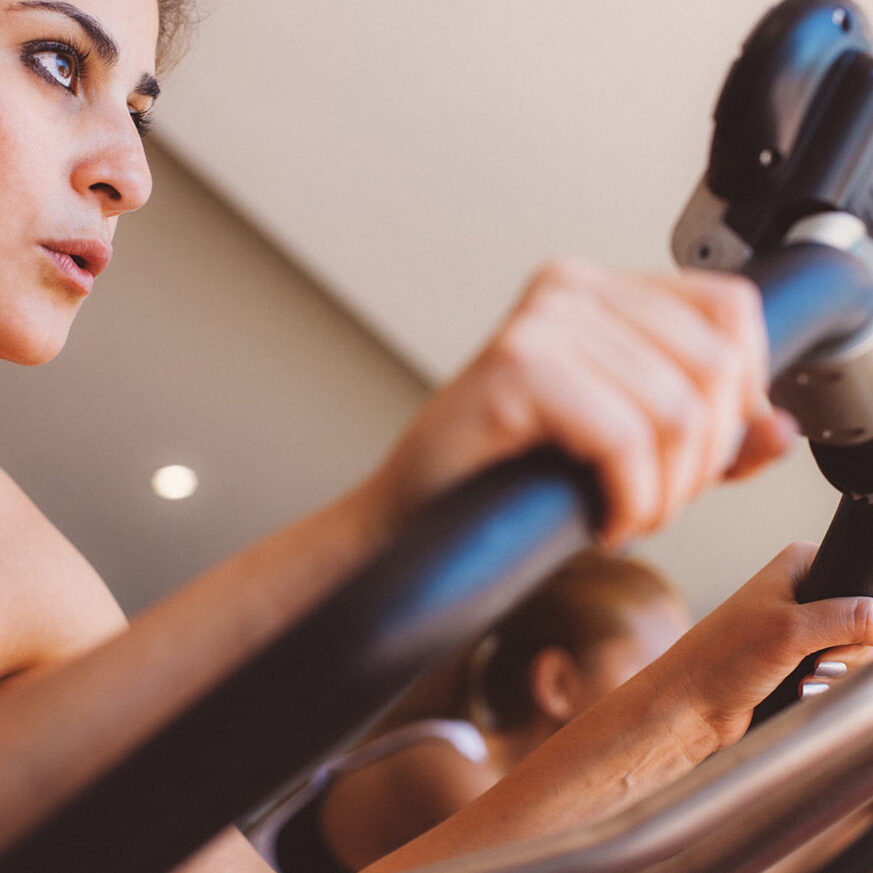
left=248, top=552, right=691, bottom=872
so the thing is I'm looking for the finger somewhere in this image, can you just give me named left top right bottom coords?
left=560, top=305, right=707, bottom=522
left=725, top=407, right=799, bottom=479
left=800, top=646, right=873, bottom=699
left=612, top=270, right=768, bottom=483
left=670, top=269, right=769, bottom=400
left=663, top=271, right=770, bottom=473
left=595, top=278, right=746, bottom=489
left=799, top=661, right=850, bottom=699
left=750, top=541, right=819, bottom=600
left=814, top=645, right=873, bottom=672
left=799, top=676, right=835, bottom=699
left=812, top=660, right=849, bottom=678
left=505, top=335, right=661, bottom=543
left=796, top=596, right=873, bottom=654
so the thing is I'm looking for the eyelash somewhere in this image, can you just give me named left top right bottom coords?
left=129, top=109, right=154, bottom=137
left=21, top=37, right=154, bottom=138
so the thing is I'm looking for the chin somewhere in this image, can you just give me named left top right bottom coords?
left=0, top=319, right=73, bottom=366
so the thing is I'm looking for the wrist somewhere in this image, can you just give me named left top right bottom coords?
left=637, top=657, right=721, bottom=769
left=343, top=468, right=407, bottom=560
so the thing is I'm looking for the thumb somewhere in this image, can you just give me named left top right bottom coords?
left=725, top=407, right=798, bottom=480
left=796, top=597, right=873, bottom=654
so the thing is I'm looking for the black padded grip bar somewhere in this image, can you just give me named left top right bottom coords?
left=2, top=241, right=873, bottom=873
left=751, top=493, right=873, bottom=725
left=747, top=241, right=873, bottom=727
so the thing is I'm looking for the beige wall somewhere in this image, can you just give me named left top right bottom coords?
left=0, top=139, right=845, bottom=622
left=147, top=0, right=850, bottom=621
left=0, top=142, right=427, bottom=615
left=158, top=0, right=834, bottom=380
left=636, top=446, right=840, bottom=620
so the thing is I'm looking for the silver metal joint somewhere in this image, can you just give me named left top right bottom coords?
left=671, top=179, right=752, bottom=272
left=771, top=213, right=873, bottom=446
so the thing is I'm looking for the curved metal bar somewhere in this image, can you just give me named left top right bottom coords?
left=410, top=662, right=873, bottom=873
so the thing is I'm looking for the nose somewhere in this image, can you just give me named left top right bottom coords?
left=70, top=112, right=153, bottom=218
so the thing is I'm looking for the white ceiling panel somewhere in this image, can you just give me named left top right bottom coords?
left=156, top=1, right=873, bottom=379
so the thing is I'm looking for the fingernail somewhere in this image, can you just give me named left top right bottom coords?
left=801, top=682, right=831, bottom=699
left=753, top=391, right=775, bottom=418
left=815, top=661, right=848, bottom=679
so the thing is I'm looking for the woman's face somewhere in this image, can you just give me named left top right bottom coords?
left=568, top=597, right=693, bottom=714
left=0, top=0, right=158, bottom=364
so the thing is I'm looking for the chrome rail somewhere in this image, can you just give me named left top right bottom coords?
left=413, top=663, right=873, bottom=873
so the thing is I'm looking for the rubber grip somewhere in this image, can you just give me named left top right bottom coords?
left=751, top=494, right=873, bottom=726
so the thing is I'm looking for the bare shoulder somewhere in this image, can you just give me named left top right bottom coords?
left=0, top=467, right=126, bottom=680
left=321, top=738, right=500, bottom=870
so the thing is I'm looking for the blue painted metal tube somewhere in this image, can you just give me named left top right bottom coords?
left=746, top=242, right=873, bottom=377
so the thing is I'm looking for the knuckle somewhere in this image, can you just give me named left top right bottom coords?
left=654, top=383, right=702, bottom=447
left=710, top=294, right=750, bottom=338
left=490, top=319, right=542, bottom=374
left=524, top=283, right=574, bottom=321
left=703, top=339, right=744, bottom=392
left=608, top=412, right=657, bottom=470
left=851, top=597, right=873, bottom=642
left=777, top=540, right=819, bottom=585
left=780, top=540, right=817, bottom=566
left=772, top=607, right=803, bottom=650
left=528, top=256, right=595, bottom=292
left=694, top=275, right=761, bottom=339
left=721, top=274, right=761, bottom=308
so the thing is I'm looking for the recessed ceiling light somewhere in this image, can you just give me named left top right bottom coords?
left=151, top=465, right=199, bottom=501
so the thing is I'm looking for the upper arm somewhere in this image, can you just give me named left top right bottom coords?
left=321, top=742, right=499, bottom=871
left=0, top=467, right=126, bottom=680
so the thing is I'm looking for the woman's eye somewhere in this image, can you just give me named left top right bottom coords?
left=32, top=50, right=77, bottom=91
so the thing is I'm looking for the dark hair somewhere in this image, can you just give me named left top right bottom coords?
left=468, top=551, right=678, bottom=731
left=371, top=551, right=679, bottom=736
left=157, top=0, right=199, bottom=73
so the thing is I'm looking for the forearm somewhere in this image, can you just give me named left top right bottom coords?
left=365, top=666, right=717, bottom=873
left=0, top=475, right=393, bottom=856
left=366, top=541, right=873, bottom=873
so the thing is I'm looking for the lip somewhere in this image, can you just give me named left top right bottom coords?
left=39, top=239, right=113, bottom=296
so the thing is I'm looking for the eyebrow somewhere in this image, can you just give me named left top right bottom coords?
left=11, top=1, right=118, bottom=63
left=136, top=72, right=161, bottom=101
left=9, top=0, right=161, bottom=98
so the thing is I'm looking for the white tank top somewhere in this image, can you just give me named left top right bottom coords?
left=245, top=719, right=488, bottom=864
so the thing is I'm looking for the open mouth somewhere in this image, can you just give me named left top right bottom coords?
left=39, top=239, right=112, bottom=286
left=40, top=246, right=97, bottom=296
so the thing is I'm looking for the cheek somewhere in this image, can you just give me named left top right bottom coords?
left=0, top=72, right=82, bottom=364
left=0, top=79, right=66, bottom=240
